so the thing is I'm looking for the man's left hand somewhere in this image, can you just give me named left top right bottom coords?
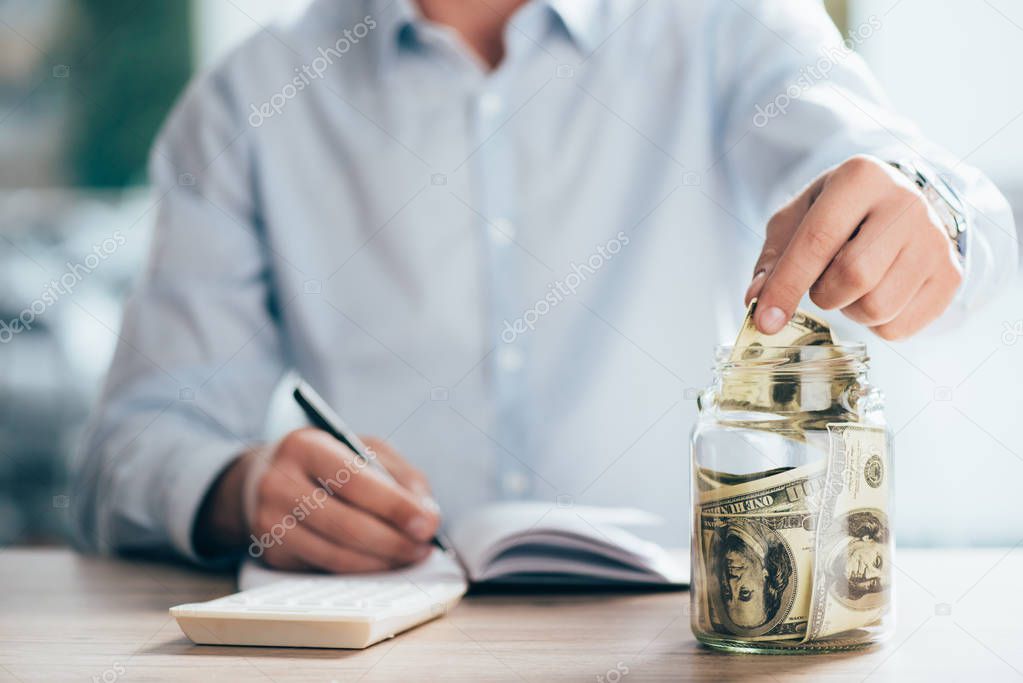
left=745, top=154, right=962, bottom=340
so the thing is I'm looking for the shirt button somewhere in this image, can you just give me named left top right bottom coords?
left=490, top=218, right=515, bottom=245
left=497, top=346, right=524, bottom=372
left=502, top=471, right=529, bottom=496
left=478, top=92, right=503, bottom=118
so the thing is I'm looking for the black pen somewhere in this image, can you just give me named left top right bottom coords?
left=292, top=379, right=460, bottom=559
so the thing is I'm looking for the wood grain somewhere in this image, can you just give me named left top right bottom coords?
left=1, top=548, right=1021, bottom=682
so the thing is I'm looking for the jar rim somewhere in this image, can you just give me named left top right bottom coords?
left=714, top=342, right=867, bottom=357
left=713, top=342, right=869, bottom=376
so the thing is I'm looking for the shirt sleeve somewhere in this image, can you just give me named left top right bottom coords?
left=70, top=73, right=288, bottom=565
left=711, top=0, right=1018, bottom=322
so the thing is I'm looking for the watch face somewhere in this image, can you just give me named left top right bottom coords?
left=913, top=161, right=964, bottom=215
left=932, top=172, right=965, bottom=217
left=891, top=160, right=966, bottom=256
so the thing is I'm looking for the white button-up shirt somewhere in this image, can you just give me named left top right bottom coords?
left=71, top=0, right=1016, bottom=562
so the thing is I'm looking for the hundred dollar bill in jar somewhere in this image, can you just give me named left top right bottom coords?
left=690, top=300, right=893, bottom=653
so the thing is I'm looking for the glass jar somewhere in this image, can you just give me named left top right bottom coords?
left=690, top=343, right=893, bottom=653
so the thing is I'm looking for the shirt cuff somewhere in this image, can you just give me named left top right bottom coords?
left=164, top=439, right=250, bottom=567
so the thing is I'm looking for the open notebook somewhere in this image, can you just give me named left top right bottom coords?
left=441, top=502, right=685, bottom=586
left=172, top=503, right=687, bottom=649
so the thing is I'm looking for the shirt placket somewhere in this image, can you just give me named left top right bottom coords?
left=471, top=59, right=535, bottom=501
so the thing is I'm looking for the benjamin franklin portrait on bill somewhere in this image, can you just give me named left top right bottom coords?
left=710, top=519, right=794, bottom=636
left=825, top=509, right=891, bottom=610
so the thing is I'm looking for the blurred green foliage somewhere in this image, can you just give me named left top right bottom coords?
left=60, top=0, right=192, bottom=188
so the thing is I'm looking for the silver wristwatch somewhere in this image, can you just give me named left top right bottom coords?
left=889, top=159, right=968, bottom=263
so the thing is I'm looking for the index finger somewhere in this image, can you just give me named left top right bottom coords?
left=298, top=431, right=440, bottom=543
left=361, top=436, right=432, bottom=499
left=756, top=178, right=869, bottom=334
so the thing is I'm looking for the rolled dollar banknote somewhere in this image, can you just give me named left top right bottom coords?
left=719, top=299, right=853, bottom=422
left=729, top=299, right=837, bottom=363
left=699, top=460, right=826, bottom=513
left=696, top=463, right=826, bottom=641
left=803, top=424, right=892, bottom=643
left=699, top=510, right=815, bottom=641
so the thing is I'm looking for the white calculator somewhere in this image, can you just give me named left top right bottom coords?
left=171, top=555, right=467, bottom=649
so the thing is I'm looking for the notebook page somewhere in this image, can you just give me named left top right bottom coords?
left=448, top=502, right=684, bottom=582
left=238, top=548, right=467, bottom=592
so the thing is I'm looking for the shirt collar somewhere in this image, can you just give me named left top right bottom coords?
left=366, top=0, right=419, bottom=73
left=372, top=0, right=419, bottom=42
left=366, top=0, right=622, bottom=69
left=550, top=0, right=653, bottom=57
left=546, top=0, right=604, bottom=55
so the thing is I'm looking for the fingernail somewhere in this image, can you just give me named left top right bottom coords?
left=759, top=306, right=787, bottom=334
left=420, top=495, right=441, bottom=514
left=745, top=270, right=767, bottom=304
left=406, top=516, right=433, bottom=541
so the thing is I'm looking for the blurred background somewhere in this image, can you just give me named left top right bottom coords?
left=0, top=0, right=1020, bottom=548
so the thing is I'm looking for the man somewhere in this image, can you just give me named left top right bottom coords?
left=72, top=0, right=1016, bottom=572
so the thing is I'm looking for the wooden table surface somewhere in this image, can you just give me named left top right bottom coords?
left=1, top=547, right=1021, bottom=682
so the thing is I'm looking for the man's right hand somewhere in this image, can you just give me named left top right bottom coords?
left=194, top=428, right=440, bottom=573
